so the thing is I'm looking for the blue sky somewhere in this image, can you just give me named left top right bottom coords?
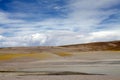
left=0, top=0, right=120, bottom=47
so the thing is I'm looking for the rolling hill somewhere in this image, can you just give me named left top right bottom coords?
left=60, top=40, right=120, bottom=51
left=0, top=40, right=120, bottom=61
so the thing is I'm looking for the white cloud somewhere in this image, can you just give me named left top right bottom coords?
left=0, top=12, right=25, bottom=24
left=55, top=30, right=120, bottom=45
left=87, top=30, right=120, bottom=42
left=31, top=33, right=47, bottom=44
left=0, top=0, right=120, bottom=47
left=0, top=35, right=4, bottom=40
left=0, top=30, right=120, bottom=47
left=0, top=33, right=48, bottom=47
left=69, top=0, right=120, bottom=10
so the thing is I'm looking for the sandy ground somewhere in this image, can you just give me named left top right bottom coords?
left=0, top=73, right=120, bottom=80
left=0, top=51, right=120, bottom=80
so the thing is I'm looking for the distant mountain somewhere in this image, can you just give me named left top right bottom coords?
left=60, top=40, right=120, bottom=51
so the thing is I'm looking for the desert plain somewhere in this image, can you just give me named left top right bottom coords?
left=0, top=41, right=120, bottom=80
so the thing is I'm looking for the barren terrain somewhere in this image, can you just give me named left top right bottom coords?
left=0, top=41, right=120, bottom=80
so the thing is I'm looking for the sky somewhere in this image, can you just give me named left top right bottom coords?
left=0, top=0, right=120, bottom=47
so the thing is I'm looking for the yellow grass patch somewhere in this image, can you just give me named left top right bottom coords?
left=54, top=52, right=72, bottom=57
left=0, top=54, right=25, bottom=61
left=25, top=52, right=53, bottom=59
left=0, top=52, right=54, bottom=61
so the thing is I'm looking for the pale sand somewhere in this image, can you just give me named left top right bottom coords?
left=0, top=74, right=120, bottom=80
left=0, top=51, right=120, bottom=80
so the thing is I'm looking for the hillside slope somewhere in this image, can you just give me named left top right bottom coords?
left=60, top=41, right=120, bottom=51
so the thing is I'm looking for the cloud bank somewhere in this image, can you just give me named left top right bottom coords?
left=0, top=0, right=120, bottom=47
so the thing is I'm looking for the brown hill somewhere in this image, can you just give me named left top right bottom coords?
left=0, top=40, right=120, bottom=53
left=0, top=40, right=120, bottom=68
left=60, top=40, right=120, bottom=51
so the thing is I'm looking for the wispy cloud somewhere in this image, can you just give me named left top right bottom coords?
left=0, top=0, right=120, bottom=47
left=0, top=12, right=25, bottom=24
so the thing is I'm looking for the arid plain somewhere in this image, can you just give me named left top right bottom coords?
left=0, top=41, right=120, bottom=80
